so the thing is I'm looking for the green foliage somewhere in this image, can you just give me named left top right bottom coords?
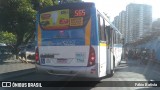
left=0, top=31, right=16, bottom=44
left=0, top=0, right=55, bottom=44
left=32, top=0, right=54, bottom=10
left=0, top=0, right=55, bottom=56
left=0, top=0, right=36, bottom=36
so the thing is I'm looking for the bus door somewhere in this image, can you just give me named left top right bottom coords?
left=106, top=26, right=113, bottom=75
left=98, top=16, right=107, bottom=77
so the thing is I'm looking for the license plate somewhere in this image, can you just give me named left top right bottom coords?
left=45, top=58, right=52, bottom=63
left=57, top=58, right=67, bottom=64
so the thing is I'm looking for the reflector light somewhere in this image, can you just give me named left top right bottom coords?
left=87, top=46, right=95, bottom=66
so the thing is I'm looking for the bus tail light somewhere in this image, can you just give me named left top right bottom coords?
left=35, top=47, right=39, bottom=63
left=87, top=46, right=96, bottom=66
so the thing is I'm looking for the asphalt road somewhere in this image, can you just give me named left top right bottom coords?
left=1, top=59, right=160, bottom=90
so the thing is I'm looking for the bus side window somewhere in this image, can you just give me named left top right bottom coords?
left=98, top=15, right=101, bottom=40
left=110, top=28, right=113, bottom=47
left=106, top=26, right=111, bottom=45
left=98, top=15, right=106, bottom=41
left=104, top=21, right=109, bottom=44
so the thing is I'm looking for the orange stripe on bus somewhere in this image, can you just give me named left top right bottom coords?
left=85, top=18, right=91, bottom=45
left=38, top=24, right=42, bottom=47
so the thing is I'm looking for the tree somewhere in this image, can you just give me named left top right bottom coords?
left=0, top=0, right=36, bottom=56
left=0, top=0, right=55, bottom=58
left=31, top=0, right=54, bottom=11
left=0, top=31, right=16, bottom=44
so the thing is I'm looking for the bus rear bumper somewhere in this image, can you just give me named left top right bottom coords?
left=35, top=64, right=99, bottom=78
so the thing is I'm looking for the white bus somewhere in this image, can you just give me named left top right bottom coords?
left=35, top=2, right=123, bottom=78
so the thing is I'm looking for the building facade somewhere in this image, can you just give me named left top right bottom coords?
left=113, top=3, right=152, bottom=44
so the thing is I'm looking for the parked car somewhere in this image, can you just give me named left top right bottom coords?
left=0, top=43, right=6, bottom=46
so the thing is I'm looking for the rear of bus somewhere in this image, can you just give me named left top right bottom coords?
left=35, top=3, right=99, bottom=78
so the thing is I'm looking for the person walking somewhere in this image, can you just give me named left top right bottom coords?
left=125, top=50, right=129, bottom=61
left=140, top=49, right=148, bottom=65
left=19, top=47, right=28, bottom=63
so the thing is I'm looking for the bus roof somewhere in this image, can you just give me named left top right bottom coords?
left=39, top=2, right=95, bottom=14
left=97, top=10, right=122, bottom=36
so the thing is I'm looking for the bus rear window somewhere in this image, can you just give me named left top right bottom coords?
left=39, top=8, right=90, bottom=30
left=43, top=29, right=85, bottom=39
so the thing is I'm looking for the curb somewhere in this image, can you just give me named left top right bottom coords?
left=0, top=68, right=35, bottom=80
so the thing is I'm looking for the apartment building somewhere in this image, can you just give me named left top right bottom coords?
left=113, top=3, right=152, bottom=43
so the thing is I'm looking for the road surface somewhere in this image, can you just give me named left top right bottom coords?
left=1, top=59, right=160, bottom=90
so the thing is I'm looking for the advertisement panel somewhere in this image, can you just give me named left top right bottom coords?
left=40, top=8, right=90, bottom=30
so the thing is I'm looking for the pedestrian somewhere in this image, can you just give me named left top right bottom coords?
left=125, top=50, right=128, bottom=61
left=128, top=49, right=133, bottom=59
left=19, top=47, right=28, bottom=63
left=151, top=49, right=156, bottom=61
left=140, top=49, right=148, bottom=65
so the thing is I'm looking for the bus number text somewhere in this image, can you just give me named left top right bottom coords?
left=74, top=9, right=85, bottom=17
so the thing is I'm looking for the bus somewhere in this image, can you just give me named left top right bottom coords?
left=35, top=2, right=123, bottom=78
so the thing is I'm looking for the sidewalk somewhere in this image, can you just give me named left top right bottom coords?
left=0, top=57, right=35, bottom=80
left=121, top=58, right=160, bottom=72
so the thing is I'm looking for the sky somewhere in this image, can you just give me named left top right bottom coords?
left=83, top=0, right=160, bottom=21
